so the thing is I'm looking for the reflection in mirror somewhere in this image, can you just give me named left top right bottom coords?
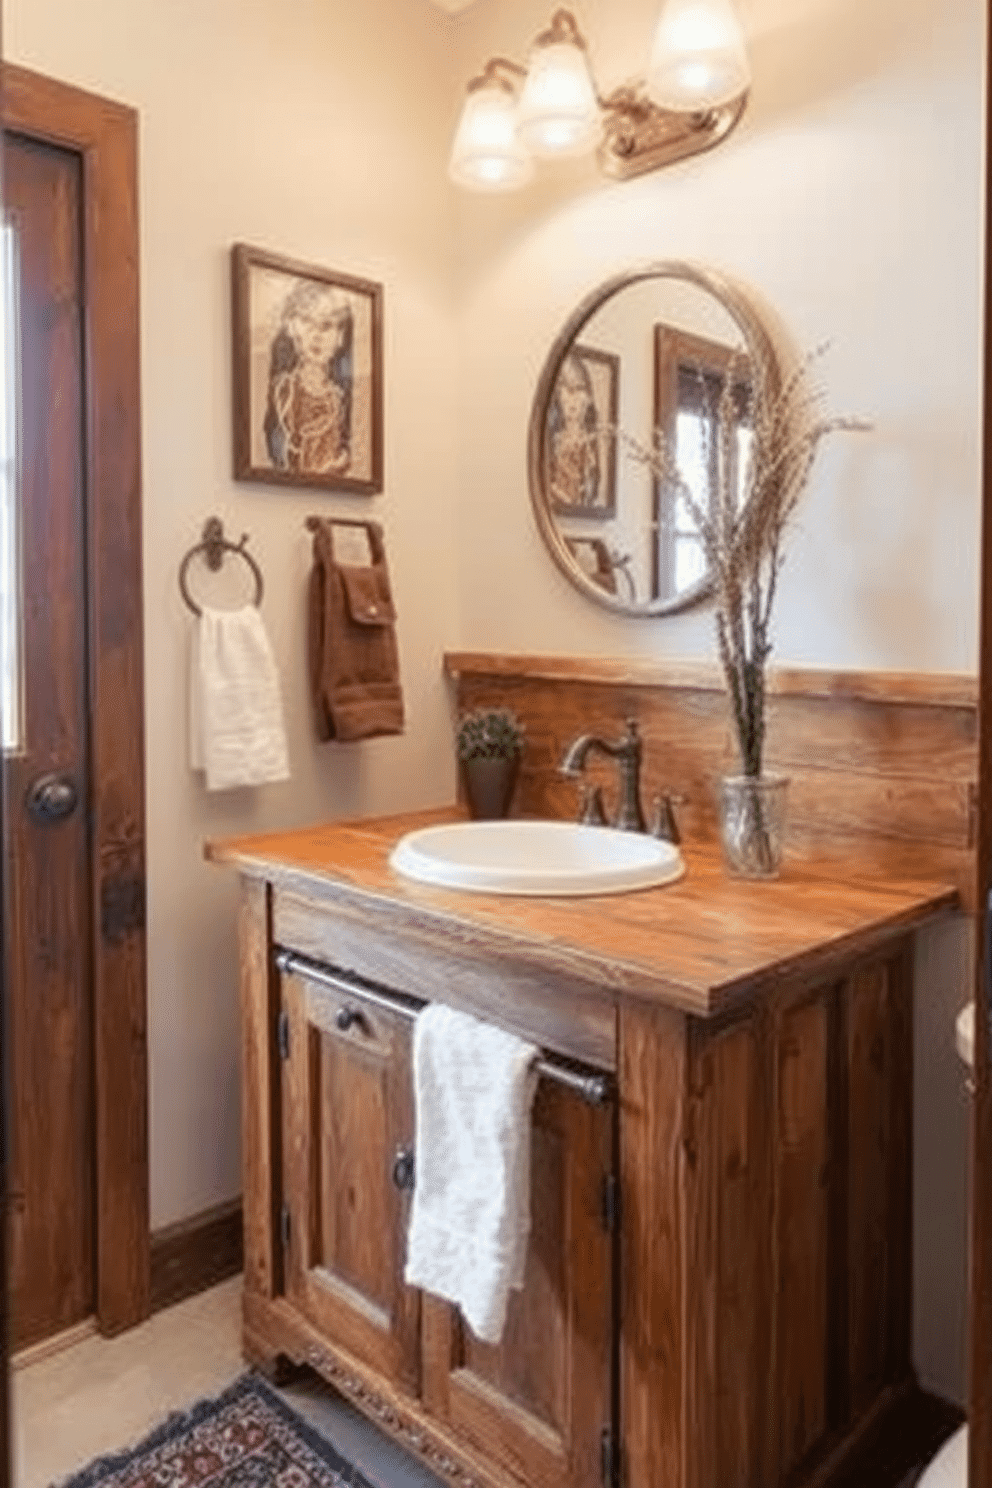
left=653, top=324, right=753, bottom=603
left=564, top=534, right=637, bottom=602
left=546, top=347, right=618, bottom=516
left=528, top=262, right=779, bottom=618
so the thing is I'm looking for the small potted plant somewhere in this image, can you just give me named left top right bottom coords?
left=456, top=707, right=525, bottom=820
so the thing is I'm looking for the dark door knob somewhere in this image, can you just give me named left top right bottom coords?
left=392, top=1147, right=415, bottom=1192
left=26, top=773, right=79, bottom=823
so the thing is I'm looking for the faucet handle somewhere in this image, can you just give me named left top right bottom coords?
left=578, top=785, right=609, bottom=827
left=650, top=793, right=685, bottom=845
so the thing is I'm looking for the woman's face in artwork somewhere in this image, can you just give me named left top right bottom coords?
left=290, top=291, right=348, bottom=367
left=557, top=358, right=591, bottom=426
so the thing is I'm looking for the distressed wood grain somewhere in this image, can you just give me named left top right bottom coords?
left=446, top=654, right=977, bottom=911
left=208, top=811, right=957, bottom=1021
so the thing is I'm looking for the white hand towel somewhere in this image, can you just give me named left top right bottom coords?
left=189, top=605, right=290, bottom=791
left=404, top=1003, right=539, bottom=1345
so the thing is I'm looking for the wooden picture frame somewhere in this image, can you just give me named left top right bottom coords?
left=544, top=343, right=619, bottom=518
left=232, top=243, right=383, bottom=494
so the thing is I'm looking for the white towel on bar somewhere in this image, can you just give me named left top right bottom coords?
left=404, top=1003, right=539, bottom=1345
left=189, top=604, right=290, bottom=791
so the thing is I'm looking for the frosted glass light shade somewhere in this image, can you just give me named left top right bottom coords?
left=516, top=41, right=600, bottom=157
left=646, top=0, right=750, bottom=111
left=448, top=83, right=534, bottom=191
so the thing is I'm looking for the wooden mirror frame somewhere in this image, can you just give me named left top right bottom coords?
left=526, top=260, right=783, bottom=618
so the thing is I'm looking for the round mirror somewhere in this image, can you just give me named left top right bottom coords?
left=527, top=261, right=781, bottom=616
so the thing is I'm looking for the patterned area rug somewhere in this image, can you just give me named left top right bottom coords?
left=59, top=1373, right=374, bottom=1488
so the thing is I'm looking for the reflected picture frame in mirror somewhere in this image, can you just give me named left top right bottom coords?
left=527, top=260, right=783, bottom=617
left=546, top=344, right=619, bottom=518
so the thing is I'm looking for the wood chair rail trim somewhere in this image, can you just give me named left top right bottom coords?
left=443, top=652, right=978, bottom=710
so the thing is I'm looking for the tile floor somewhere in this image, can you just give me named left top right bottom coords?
left=12, top=1278, right=442, bottom=1488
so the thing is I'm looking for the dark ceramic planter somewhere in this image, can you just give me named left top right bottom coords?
left=460, top=756, right=520, bottom=820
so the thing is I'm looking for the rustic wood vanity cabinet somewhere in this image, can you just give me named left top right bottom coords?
left=209, top=809, right=958, bottom=1488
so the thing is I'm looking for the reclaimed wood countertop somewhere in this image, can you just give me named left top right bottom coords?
left=206, top=807, right=961, bottom=1019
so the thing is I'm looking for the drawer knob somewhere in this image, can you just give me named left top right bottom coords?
left=392, top=1147, right=415, bottom=1191
left=336, top=1004, right=360, bottom=1032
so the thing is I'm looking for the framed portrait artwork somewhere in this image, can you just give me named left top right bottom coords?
left=232, top=243, right=384, bottom=494
left=543, top=343, right=619, bottom=518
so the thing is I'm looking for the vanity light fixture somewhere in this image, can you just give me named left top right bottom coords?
left=647, top=0, right=751, bottom=110
left=448, top=2, right=750, bottom=192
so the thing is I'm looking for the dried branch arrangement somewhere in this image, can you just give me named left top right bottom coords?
left=622, top=346, right=869, bottom=778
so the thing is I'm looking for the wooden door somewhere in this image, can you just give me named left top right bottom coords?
left=1, top=132, right=95, bottom=1351
left=280, top=968, right=421, bottom=1395
left=421, top=1077, right=615, bottom=1488
left=974, top=1, right=992, bottom=1478
left=0, top=36, right=11, bottom=1488
left=1, top=65, right=148, bottom=1340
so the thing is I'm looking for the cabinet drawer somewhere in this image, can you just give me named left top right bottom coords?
left=295, top=973, right=397, bottom=1063
left=273, top=888, right=617, bottom=1072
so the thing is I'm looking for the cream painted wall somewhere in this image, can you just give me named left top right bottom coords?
left=448, top=0, right=984, bottom=1406
left=5, top=0, right=462, bottom=1228
left=452, top=0, right=984, bottom=673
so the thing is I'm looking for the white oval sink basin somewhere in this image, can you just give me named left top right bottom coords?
left=389, top=820, right=684, bottom=897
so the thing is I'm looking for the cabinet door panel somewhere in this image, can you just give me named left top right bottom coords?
left=846, top=951, right=912, bottom=1418
left=775, top=995, right=830, bottom=1478
left=282, top=971, right=420, bottom=1394
left=423, top=1078, right=614, bottom=1488
left=461, top=1115, right=569, bottom=1432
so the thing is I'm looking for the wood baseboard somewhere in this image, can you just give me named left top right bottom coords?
left=10, top=1316, right=98, bottom=1371
left=149, top=1199, right=243, bottom=1315
left=818, top=1381, right=964, bottom=1488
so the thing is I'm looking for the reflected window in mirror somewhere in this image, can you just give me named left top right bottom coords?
left=0, top=220, right=23, bottom=753
left=653, top=324, right=753, bottom=604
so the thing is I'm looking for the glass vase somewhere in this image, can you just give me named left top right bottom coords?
left=718, top=773, right=789, bottom=879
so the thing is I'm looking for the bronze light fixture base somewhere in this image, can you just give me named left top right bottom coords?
left=597, top=84, right=749, bottom=181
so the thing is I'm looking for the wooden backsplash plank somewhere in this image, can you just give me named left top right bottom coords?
left=445, top=653, right=978, bottom=710
left=447, top=653, right=979, bottom=913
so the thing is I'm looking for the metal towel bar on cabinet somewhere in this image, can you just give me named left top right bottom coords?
left=275, top=947, right=614, bottom=1107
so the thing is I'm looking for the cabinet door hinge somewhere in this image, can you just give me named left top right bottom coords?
left=280, top=1203, right=291, bottom=1250
left=601, top=1427, right=618, bottom=1487
left=278, top=1008, right=290, bottom=1061
left=601, top=1173, right=620, bottom=1234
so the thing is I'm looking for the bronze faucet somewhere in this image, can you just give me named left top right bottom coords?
left=560, top=718, right=647, bottom=833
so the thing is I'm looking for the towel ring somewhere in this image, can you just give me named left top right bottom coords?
left=179, top=516, right=264, bottom=617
